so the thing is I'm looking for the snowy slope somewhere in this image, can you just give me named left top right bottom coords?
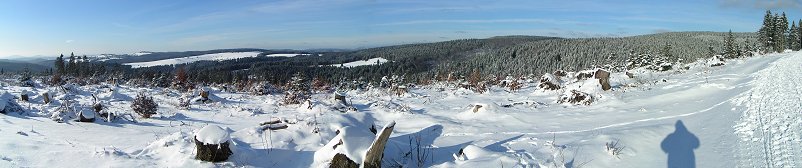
left=0, top=52, right=800, bottom=167
left=123, top=52, right=268, bottom=68
left=329, top=57, right=388, bottom=68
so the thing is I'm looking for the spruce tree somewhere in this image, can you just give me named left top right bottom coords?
left=67, top=52, right=77, bottom=75
left=724, top=30, right=736, bottom=58
left=758, top=10, right=773, bottom=53
left=790, top=21, right=800, bottom=51
left=774, top=12, right=788, bottom=52
left=54, top=54, right=65, bottom=74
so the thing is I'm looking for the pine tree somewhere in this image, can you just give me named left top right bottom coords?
left=758, top=10, right=774, bottom=53
left=774, top=12, right=788, bottom=52
left=794, top=19, right=802, bottom=50
left=67, top=52, right=77, bottom=75
left=790, top=21, right=800, bottom=51
left=724, top=30, right=736, bottom=58
left=54, top=54, right=65, bottom=74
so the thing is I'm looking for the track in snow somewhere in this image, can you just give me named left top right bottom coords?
left=734, top=52, right=802, bottom=168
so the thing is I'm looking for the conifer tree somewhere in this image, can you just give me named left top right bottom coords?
left=790, top=21, right=800, bottom=51
left=758, top=10, right=774, bottom=53
left=54, top=54, right=65, bottom=74
left=724, top=30, right=736, bottom=58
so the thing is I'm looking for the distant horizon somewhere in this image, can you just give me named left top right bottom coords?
left=0, top=30, right=763, bottom=59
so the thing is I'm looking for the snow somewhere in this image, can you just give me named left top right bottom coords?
left=265, top=53, right=310, bottom=57
left=132, top=52, right=152, bottom=56
left=2, top=51, right=802, bottom=167
left=329, top=57, right=388, bottom=68
left=195, top=125, right=230, bottom=144
left=124, top=52, right=262, bottom=68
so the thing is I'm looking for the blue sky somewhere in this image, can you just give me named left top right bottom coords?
left=0, top=0, right=800, bottom=57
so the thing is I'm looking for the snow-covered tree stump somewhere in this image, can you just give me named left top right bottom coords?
left=194, top=125, right=232, bottom=162
left=78, top=109, right=95, bottom=122
left=315, top=122, right=396, bottom=168
left=334, top=92, right=347, bottom=105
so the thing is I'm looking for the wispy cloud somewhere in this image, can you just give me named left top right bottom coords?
left=375, top=18, right=581, bottom=26
left=720, top=0, right=802, bottom=9
left=65, top=40, right=74, bottom=43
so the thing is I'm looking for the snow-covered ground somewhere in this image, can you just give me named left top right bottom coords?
left=123, top=52, right=310, bottom=68
left=329, top=57, right=388, bottom=68
left=1, top=52, right=801, bottom=167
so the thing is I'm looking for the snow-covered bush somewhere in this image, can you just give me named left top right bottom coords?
left=250, top=81, right=281, bottom=95
left=177, top=94, right=191, bottom=110
left=131, top=93, right=158, bottom=118
left=283, top=72, right=310, bottom=105
left=707, top=55, right=725, bottom=67
left=538, top=73, right=562, bottom=90
left=557, top=90, right=594, bottom=105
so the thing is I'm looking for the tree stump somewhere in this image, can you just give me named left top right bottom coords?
left=362, top=122, right=396, bottom=168
left=595, top=69, right=611, bottom=91
left=330, top=153, right=359, bottom=168
left=200, top=90, right=209, bottom=99
left=194, top=125, right=232, bottom=162
left=42, top=92, right=50, bottom=104
left=334, top=92, right=347, bottom=105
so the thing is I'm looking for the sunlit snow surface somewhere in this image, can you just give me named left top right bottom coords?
left=1, top=52, right=800, bottom=167
left=124, top=52, right=309, bottom=68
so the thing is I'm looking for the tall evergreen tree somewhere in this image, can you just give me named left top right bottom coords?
left=67, top=52, right=77, bottom=75
left=790, top=21, right=800, bottom=51
left=54, top=54, right=65, bottom=74
left=774, top=12, right=788, bottom=52
left=724, top=30, right=736, bottom=58
left=794, top=19, right=802, bottom=50
left=758, top=10, right=774, bottom=53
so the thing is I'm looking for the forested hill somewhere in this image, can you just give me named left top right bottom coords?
left=109, top=31, right=756, bottom=85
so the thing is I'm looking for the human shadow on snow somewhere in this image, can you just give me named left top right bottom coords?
left=660, top=120, right=699, bottom=168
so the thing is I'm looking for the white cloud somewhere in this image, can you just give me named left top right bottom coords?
left=65, top=40, right=74, bottom=43
left=375, top=18, right=581, bottom=26
left=720, top=0, right=802, bottom=9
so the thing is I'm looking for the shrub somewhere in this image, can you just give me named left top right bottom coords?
left=606, top=139, right=625, bottom=157
left=131, top=93, right=158, bottom=118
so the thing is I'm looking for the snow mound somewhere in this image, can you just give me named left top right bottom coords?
left=0, top=91, right=24, bottom=113
left=96, top=87, right=131, bottom=101
left=449, top=145, right=521, bottom=167
left=195, top=125, right=231, bottom=144
left=79, top=108, right=95, bottom=118
left=457, top=103, right=501, bottom=120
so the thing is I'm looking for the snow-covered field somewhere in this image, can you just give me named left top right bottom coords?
left=123, top=52, right=310, bottom=68
left=1, top=52, right=801, bottom=167
left=329, top=57, right=388, bottom=68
